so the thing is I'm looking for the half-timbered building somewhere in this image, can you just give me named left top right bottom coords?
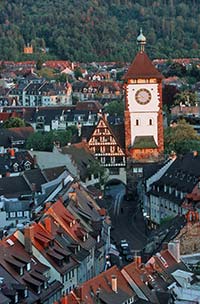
left=87, top=114, right=126, bottom=184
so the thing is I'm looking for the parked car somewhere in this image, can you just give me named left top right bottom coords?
left=120, top=239, right=129, bottom=249
left=125, top=254, right=134, bottom=262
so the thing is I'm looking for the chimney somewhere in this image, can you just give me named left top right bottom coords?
left=168, top=240, right=180, bottom=263
left=44, top=217, right=53, bottom=233
left=134, top=255, right=142, bottom=266
left=10, top=148, right=15, bottom=159
left=33, top=154, right=37, bottom=168
left=162, top=242, right=168, bottom=250
left=60, top=292, right=68, bottom=304
left=111, top=275, right=118, bottom=293
left=31, top=183, right=36, bottom=192
left=24, top=224, right=34, bottom=254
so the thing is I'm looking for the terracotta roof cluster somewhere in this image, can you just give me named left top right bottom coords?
left=55, top=243, right=195, bottom=304
left=45, top=60, right=73, bottom=70
left=0, top=178, right=110, bottom=303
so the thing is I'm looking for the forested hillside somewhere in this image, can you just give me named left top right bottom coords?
left=0, top=0, right=200, bottom=62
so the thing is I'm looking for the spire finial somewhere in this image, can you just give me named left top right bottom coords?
left=137, top=28, right=146, bottom=52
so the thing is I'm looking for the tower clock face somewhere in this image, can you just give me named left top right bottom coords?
left=135, top=88, right=151, bottom=105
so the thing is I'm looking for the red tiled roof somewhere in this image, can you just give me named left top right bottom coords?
left=45, top=199, right=85, bottom=242
left=124, top=51, right=164, bottom=80
left=73, top=265, right=134, bottom=304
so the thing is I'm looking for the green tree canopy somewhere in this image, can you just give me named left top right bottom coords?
left=104, top=100, right=124, bottom=116
left=164, top=119, right=200, bottom=155
left=26, top=129, right=75, bottom=151
left=87, top=159, right=108, bottom=187
left=1, top=1, right=200, bottom=61
left=174, top=91, right=198, bottom=106
left=3, top=117, right=26, bottom=128
left=74, top=67, right=83, bottom=80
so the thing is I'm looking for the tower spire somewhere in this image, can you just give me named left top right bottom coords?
left=137, top=28, right=146, bottom=52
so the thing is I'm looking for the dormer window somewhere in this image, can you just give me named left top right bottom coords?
left=20, top=266, right=24, bottom=276
left=49, top=240, right=54, bottom=247
left=27, top=262, right=31, bottom=271
left=24, top=161, right=31, bottom=170
left=24, top=287, right=28, bottom=298
left=37, top=285, right=41, bottom=294
left=13, top=163, right=19, bottom=172
left=78, top=245, right=81, bottom=252
left=15, top=292, right=18, bottom=303
left=83, top=235, right=86, bottom=242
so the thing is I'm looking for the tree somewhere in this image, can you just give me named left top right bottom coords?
left=164, top=119, right=200, bottom=155
left=174, top=91, right=198, bottom=106
left=87, top=160, right=108, bottom=188
left=166, top=62, right=187, bottom=77
left=3, top=117, right=26, bottom=128
left=74, top=67, right=82, bottom=80
left=104, top=100, right=124, bottom=116
left=36, top=58, right=43, bottom=70
left=26, top=129, right=75, bottom=151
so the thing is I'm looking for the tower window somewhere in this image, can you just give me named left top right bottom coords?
left=135, top=119, right=140, bottom=126
left=149, top=119, right=153, bottom=125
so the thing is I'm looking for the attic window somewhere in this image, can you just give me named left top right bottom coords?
left=27, top=262, right=31, bottom=271
left=13, top=163, right=19, bottom=172
left=20, top=266, right=24, bottom=276
left=24, top=161, right=31, bottom=170
left=15, top=292, right=18, bottom=303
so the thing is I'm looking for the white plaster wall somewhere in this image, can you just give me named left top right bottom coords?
left=127, top=83, right=160, bottom=146
left=130, top=112, right=158, bottom=145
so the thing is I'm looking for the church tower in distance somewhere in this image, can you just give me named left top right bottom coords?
left=124, top=29, right=164, bottom=161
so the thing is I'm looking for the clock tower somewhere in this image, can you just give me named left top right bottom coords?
left=124, top=30, right=164, bottom=161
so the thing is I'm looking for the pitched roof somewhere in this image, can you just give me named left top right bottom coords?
left=124, top=52, right=164, bottom=80
left=61, top=142, right=96, bottom=180
left=150, top=152, right=200, bottom=204
left=0, top=175, right=31, bottom=197
left=133, top=136, right=158, bottom=149
left=0, top=127, right=34, bottom=148
left=73, top=265, right=135, bottom=304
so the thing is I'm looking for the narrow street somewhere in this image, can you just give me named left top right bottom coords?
left=103, top=183, right=148, bottom=255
